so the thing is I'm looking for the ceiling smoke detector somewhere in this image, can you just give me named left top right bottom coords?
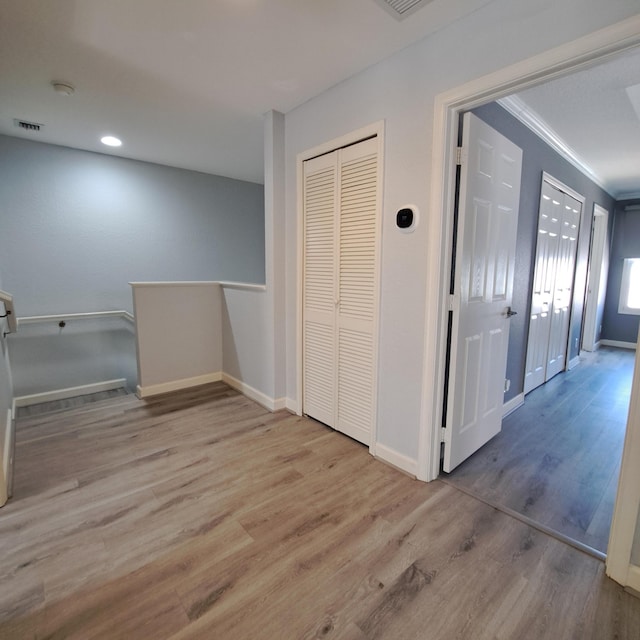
left=51, top=81, right=75, bottom=96
left=373, top=0, right=435, bottom=20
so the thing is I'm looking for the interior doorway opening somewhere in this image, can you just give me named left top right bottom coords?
left=418, top=21, right=640, bottom=576
left=440, top=93, right=635, bottom=557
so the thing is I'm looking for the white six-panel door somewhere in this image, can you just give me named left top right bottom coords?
left=546, top=192, right=581, bottom=380
left=443, top=113, right=523, bottom=472
left=524, top=181, right=560, bottom=392
left=524, top=178, right=582, bottom=394
left=303, top=137, right=380, bottom=446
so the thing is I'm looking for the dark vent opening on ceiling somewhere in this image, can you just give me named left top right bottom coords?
left=14, top=119, right=43, bottom=132
left=374, top=0, right=434, bottom=20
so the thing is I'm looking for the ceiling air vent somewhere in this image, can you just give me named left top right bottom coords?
left=373, top=0, right=435, bottom=20
left=14, top=118, right=44, bottom=132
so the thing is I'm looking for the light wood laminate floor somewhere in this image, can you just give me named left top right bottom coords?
left=1, top=381, right=639, bottom=638
left=445, top=347, right=635, bottom=554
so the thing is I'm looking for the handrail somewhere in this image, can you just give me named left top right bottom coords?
left=17, top=310, right=134, bottom=326
left=0, top=290, right=17, bottom=335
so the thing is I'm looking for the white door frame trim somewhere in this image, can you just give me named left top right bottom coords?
left=296, top=121, right=385, bottom=456
left=607, top=335, right=640, bottom=588
left=582, top=203, right=609, bottom=352
left=418, top=15, right=640, bottom=483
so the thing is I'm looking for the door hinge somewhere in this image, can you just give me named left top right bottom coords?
left=448, top=294, right=458, bottom=312
left=456, top=146, right=463, bottom=166
left=440, top=427, right=447, bottom=443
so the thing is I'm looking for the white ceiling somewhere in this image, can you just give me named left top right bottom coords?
left=1, top=1, right=639, bottom=197
left=0, top=0, right=494, bottom=184
left=508, top=46, right=640, bottom=200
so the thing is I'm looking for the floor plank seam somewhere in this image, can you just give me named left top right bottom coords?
left=438, top=475, right=606, bottom=562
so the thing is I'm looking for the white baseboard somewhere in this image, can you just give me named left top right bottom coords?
left=221, top=373, right=285, bottom=412
left=285, top=398, right=300, bottom=415
left=137, top=372, right=222, bottom=399
left=503, top=393, right=525, bottom=418
left=568, top=355, right=581, bottom=370
left=375, top=443, right=417, bottom=477
left=13, top=379, right=127, bottom=411
left=600, top=339, right=637, bottom=350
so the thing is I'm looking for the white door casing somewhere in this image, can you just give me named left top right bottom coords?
left=443, top=112, right=523, bottom=473
left=420, top=15, right=640, bottom=488
left=302, top=136, right=381, bottom=447
left=582, top=205, right=609, bottom=352
left=607, top=326, right=640, bottom=590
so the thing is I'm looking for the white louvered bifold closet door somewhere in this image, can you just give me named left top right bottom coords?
left=336, top=138, right=378, bottom=444
left=303, top=137, right=379, bottom=446
left=303, top=151, right=338, bottom=428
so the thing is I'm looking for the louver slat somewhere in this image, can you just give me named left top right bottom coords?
left=338, top=329, right=374, bottom=441
left=339, top=152, right=377, bottom=321
left=304, top=165, right=335, bottom=313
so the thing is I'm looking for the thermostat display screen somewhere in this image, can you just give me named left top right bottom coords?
left=397, top=208, right=414, bottom=229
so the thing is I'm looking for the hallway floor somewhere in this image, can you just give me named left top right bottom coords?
left=2, top=381, right=639, bottom=638
left=445, top=346, right=635, bottom=554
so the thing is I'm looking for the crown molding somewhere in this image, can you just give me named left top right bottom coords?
left=619, top=193, right=640, bottom=202
left=497, top=94, right=612, bottom=196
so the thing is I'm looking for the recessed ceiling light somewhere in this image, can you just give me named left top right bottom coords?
left=101, top=135, right=122, bottom=147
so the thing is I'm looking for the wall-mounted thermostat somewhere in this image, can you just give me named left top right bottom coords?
left=396, top=205, right=418, bottom=233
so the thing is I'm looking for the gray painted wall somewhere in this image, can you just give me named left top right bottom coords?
left=602, top=200, right=640, bottom=344
left=472, top=103, right=616, bottom=402
left=0, top=135, right=265, bottom=317
left=0, top=134, right=264, bottom=398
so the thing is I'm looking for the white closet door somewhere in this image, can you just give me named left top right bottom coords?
left=545, top=193, right=581, bottom=380
left=443, top=113, right=522, bottom=472
left=336, top=138, right=379, bottom=445
left=302, top=137, right=379, bottom=446
left=524, top=182, right=561, bottom=393
left=524, top=179, right=582, bottom=394
left=303, top=152, right=338, bottom=427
